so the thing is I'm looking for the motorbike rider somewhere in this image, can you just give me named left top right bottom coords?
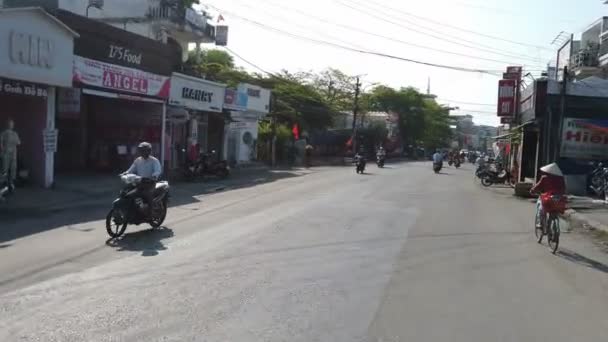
left=376, top=146, right=386, bottom=159
left=124, top=142, right=162, bottom=215
left=530, top=163, right=566, bottom=229
left=432, top=149, right=443, bottom=165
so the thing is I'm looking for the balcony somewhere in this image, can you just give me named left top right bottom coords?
left=146, top=5, right=214, bottom=44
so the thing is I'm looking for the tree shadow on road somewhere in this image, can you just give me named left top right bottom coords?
left=105, top=226, right=174, bottom=257
left=557, top=248, right=608, bottom=274
left=0, top=169, right=305, bottom=244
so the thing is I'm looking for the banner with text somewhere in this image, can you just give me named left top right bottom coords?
left=560, top=118, right=608, bottom=159
left=73, top=56, right=170, bottom=98
left=497, top=79, right=516, bottom=117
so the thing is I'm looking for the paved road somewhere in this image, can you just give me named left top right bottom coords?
left=1, top=162, right=608, bottom=341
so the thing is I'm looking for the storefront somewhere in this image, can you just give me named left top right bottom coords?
left=224, top=83, right=271, bottom=165
left=52, top=9, right=179, bottom=174
left=515, top=78, right=608, bottom=193
left=168, top=72, right=226, bottom=172
left=0, top=7, right=77, bottom=187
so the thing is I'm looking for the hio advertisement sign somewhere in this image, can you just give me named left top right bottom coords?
left=561, top=118, right=608, bottom=159
left=497, top=79, right=516, bottom=117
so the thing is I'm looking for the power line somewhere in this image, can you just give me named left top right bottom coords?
left=240, top=0, right=544, bottom=66
left=223, top=46, right=275, bottom=75
left=208, top=5, right=506, bottom=75
left=437, top=98, right=496, bottom=107
left=359, top=0, right=555, bottom=51
left=340, top=0, right=547, bottom=63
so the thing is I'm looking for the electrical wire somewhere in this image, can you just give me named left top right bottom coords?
left=437, top=99, right=496, bottom=106
left=339, top=0, right=547, bottom=63
left=207, top=5, right=509, bottom=76
left=223, top=46, right=275, bottom=76
left=238, top=0, right=544, bottom=66
left=345, top=0, right=555, bottom=52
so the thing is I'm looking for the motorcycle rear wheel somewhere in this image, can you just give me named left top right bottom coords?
left=106, top=209, right=128, bottom=238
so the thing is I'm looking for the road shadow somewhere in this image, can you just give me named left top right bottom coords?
left=106, top=226, right=174, bottom=256
left=557, top=248, right=608, bottom=274
left=0, top=168, right=305, bottom=244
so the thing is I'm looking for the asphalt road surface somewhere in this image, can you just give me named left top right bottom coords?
left=1, top=162, right=608, bottom=341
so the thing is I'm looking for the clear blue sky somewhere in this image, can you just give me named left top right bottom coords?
left=199, top=0, right=606, bottom=126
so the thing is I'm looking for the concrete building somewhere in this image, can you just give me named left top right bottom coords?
left=2, top=0, right=225, bottom=61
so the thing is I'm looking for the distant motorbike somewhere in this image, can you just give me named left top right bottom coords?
left=433, top=161, right=443, bottom=173
left=376, top=154, right=385, bottom=168
left=106, top=174, right=170, bottom=238
left=355, top=155, right=366, bottom=174
left=448, top=158, right=454, bottom=166
left=454, top=158, right=461, bottom=168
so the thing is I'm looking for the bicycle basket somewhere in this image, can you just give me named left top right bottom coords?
left=541, top=193, right=567, bottom=214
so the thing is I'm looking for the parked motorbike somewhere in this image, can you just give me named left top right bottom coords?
left=480, top=168, right=512, bottom=187
left=201, top=151, right=230, bottom=178
left=433, top=161, right=443, bottom=173
left=589, top=162, right=608, bottom=201
left=0, top=172, right=9, bottom=201
left=105, top=174, right=170, bottom=238
left=376, top=155, right=385, bottom=168
left=183, top=150, right=230, bottom=181
left=355, top=155, right=366, bottom=174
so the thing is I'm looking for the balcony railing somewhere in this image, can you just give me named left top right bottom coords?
left=147, top=5, right=207, bottom=31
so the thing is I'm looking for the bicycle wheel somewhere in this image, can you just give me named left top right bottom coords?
left=535, top=219, right=544, bottom=243
left=547, top=216, right=560, bottom=254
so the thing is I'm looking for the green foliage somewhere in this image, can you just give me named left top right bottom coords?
left=368, top=86, right=452, bottom=150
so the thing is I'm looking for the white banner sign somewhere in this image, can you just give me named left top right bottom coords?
left=73, top=56, right=170, bottom=98
left=169, top=73, right=225, bottom=112
left=561, top=118, right=608, bottom=159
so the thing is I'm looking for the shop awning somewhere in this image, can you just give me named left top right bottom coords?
left=492, top=120, right=535, bottom=140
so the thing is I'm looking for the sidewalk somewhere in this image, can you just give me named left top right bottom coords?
left=562, top=196, right=608, bottom=233
left=0, top=166, right=313, bottom=219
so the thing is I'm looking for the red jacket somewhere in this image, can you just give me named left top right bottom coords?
left=531, top=175, right=566, bottom=195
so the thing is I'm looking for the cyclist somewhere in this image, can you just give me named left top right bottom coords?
left=531, top=163, right=566, bottom=229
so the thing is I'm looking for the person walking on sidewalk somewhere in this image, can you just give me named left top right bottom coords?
left=531, top=163, right=566, bottom=229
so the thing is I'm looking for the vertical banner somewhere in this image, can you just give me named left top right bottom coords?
left=497, top=79, right=516, bottom=117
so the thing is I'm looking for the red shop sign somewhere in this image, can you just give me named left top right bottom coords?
left=497, top=79, right=516, bottom=117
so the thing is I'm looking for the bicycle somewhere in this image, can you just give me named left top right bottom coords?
left=534, top=193, right=566, bottom=254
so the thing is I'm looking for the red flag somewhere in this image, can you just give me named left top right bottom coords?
left=345, top=137, right=353, bottom=147
left=292, top=124, right=300, bottom=140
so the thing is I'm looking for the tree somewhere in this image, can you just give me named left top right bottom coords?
left=307, top=68, right=358, bottom=112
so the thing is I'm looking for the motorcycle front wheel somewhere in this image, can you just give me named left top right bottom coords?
left=106, top=209, right=128, bottom=238
left=481, top=176, right=493, bottom=187
left=150, top=202, right=167, bottom=229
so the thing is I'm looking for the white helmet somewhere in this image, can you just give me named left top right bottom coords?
left=540, top=163, right=563, bottom=177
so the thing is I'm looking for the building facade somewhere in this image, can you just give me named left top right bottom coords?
left=0, top=7, right=77, bottom=187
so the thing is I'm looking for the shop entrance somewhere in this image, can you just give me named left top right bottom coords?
left=56, top=94, right=163, bottom=174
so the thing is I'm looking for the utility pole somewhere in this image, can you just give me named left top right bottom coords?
left=351, top=76, right=361, bottom=154
left=269, top=93, right=277, bottom=168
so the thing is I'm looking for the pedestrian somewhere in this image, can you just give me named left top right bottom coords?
left=0, top=119, right=21, bottom=183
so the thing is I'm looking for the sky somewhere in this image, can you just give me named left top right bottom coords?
left=197, top=0, right=606, bottom=126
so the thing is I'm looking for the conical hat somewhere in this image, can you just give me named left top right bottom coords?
left=540, top=163, right=563, bottom=177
